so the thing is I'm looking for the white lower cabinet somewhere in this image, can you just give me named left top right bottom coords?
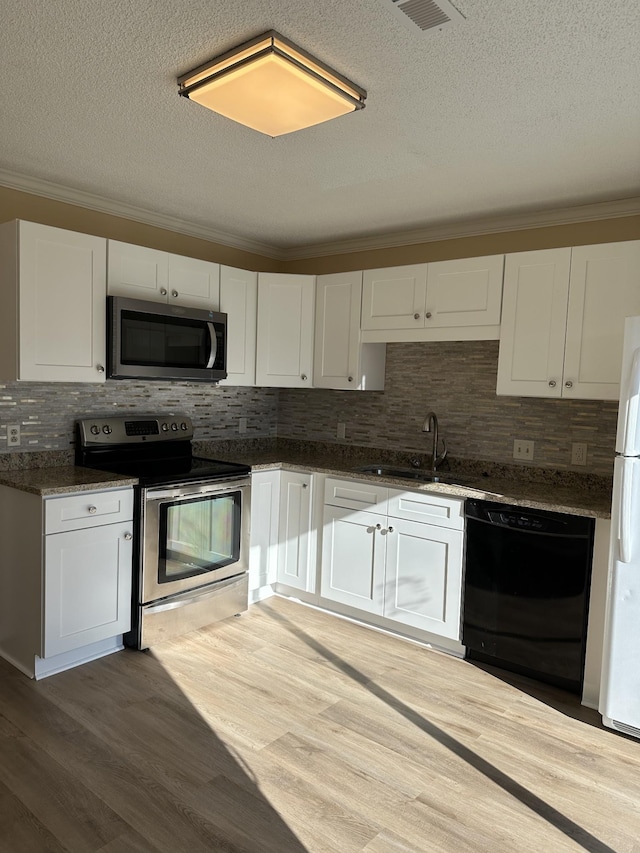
left=277, top=471, right=313, bottom=592
left=44, top=521, right=133, bottom=658
left=321, top=479, right=464, bottom=641
left=0, top=484, right=133, bottom=679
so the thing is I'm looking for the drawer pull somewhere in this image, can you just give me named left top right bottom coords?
left=124, top=532, right=132, bottom=541
left=88, top=505, right=97, bottom=514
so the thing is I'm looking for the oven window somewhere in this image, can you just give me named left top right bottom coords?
left=158, top=491, right=241, bottom=583
left=121, top=310, right=210, bottom=369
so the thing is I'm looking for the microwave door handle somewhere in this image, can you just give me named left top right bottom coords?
left=206, top=322, right=217, bottom=369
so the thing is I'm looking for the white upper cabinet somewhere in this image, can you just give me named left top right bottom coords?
left=361, top=264, right=427, bottom=331
left=498, top=242, right=640, bottom=400
left=0, top=220, right=107, bottom=383
left=361, top=256, right=504, bottom=342
left=107, top=240, right=220, bottom=309
left=255, top=273, right=315, bottom=388
left=218, top=265, right=257, bottom=386
left=313, top=271, right=385, bottom=391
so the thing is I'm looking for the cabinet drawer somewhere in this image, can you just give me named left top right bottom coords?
left=324, top=478, right=388, bottom=513
left=387, top=489, right=464, bottom=530
left=45, top=488, right=134, bottom=534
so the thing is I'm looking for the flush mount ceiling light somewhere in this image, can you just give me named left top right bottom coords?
left=177, top=30, right=367, bottom=137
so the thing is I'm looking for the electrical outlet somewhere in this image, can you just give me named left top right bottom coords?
left=513, top=439, right=534, bottom=461
left=7, top=424, right=20, bottom=446
left=238, top=417, right=247, bottom=434
left=572, top=442, right=588, bottom=466
left=336, top=422, right=346, bottom=440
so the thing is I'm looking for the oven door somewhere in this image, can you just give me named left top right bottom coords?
left=141, top=477, right=250, bottom=604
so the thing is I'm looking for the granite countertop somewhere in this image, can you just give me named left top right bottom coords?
left=0, top=439, right=613, bottom=516
left=0, top=466, right=138, bottom=497
left=195, top=439, right=613, bottom=519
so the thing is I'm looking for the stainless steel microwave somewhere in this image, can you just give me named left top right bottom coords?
left=108, top=296, right=227, bottom=382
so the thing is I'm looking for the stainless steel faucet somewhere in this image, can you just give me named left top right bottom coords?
left=422, top=412, right=447, bottom=472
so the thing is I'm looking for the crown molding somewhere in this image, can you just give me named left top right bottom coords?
left=280, top=196, right=640, bottom=260
left=0, top=168, right=283, bottom=260
left=2, top=168, right=638, bottom=263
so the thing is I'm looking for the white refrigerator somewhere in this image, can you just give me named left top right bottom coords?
left=600, top=315, right=640, bottom=737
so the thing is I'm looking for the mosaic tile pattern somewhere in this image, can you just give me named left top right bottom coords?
left=277, top=342, right=619, bottom=477
left=0, top=380, right=278, bottom=453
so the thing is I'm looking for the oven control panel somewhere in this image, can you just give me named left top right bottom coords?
left=77, top=415, right=194, bottom=446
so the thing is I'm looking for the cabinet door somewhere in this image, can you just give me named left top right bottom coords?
left=320, top=506, right=385, bottom=614
left=167, top=254, right=220, bottom=309
left=384, top=518, right=463, bottom=640
left=249, top=469, right=280, bottom=599
left=361, top=265, right=427, bottom=330
left=497, top=248, right=571, bottom=397
left=277, top=472, right=312, bottom=592
left=219, top=265, right=258, bottom=386
left=107, top=240, right=168, bottom=300
left=256, top=273, right=315, bottom=387
left=44, top=522, right=133, bottom=658
left=563, top=241, right=640, bottom=400
left=314, top=271, right=362, bottom=390
left=425, top=255, right=504, bottom=328
left=18, top=222, right=107, bottom=382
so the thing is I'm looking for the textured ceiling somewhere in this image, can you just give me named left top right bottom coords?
left=1, top=0, right=639, bottom=253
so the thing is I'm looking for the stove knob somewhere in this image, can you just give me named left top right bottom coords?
left=180, top=422, right=188, bottom=430
left=161, top=423, right=169, bottom=432
left=90, top=425, right=100, bottom=436
left=171, top=422, right=178, bottom=431
left=102, top=425, right=112, bottom=435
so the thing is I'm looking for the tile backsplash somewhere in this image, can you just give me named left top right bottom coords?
left=0, top=341, right=620, bottom=477
left=0, top=380, right=278, bottom=451
left=278, top=341, right=619, bottom=477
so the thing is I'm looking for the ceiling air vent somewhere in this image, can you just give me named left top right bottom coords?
left=386, top=0, right=465, bottom=33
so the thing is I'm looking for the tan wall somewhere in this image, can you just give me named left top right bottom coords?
left=281, top=215, right=640, bottom=274
left=2, top=183, right=638, bottom=275
left=0, top=185, right=280, bottom=272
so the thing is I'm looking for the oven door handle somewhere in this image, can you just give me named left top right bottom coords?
left=144, top=478, right=250, bottom=501
left=206, top=322, right=217, bottom=369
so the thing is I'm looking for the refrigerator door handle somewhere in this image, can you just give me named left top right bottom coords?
left=622, top=347, right=640, bottom=457
left=620, top=460, right=634, bottom=564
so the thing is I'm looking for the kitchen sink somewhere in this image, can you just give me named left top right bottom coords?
left=353, top=465, right=481, bottom=487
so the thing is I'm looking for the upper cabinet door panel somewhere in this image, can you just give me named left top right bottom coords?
left=218, top=265, right=257, bottom=387
left=256, top=273, right=315, bottom=388
left=361, top=265, right=427, bottom=330
left=496, top=248, right=571, bottom=397
left=107, top=240, right=168, bottom=300
left=18, top=222, right=107, bottom=383
left=425, top=255, right=504, bottom=328
left=564, top=241, right=640, bottom=401
left=314, top=271, right=362, bottom=389
left=167, top=254, right=220, bottom=309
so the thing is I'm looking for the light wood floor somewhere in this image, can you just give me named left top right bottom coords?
left=1, top=596, right=639, bottom=853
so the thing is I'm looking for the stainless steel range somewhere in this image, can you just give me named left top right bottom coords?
left=75, top=415, right=251, bottom=649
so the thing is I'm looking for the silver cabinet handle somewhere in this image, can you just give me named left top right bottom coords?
left=171, top=290, right=179, bottom=298
left=88, top=505, right=97, bottom=514
left=425, top=312, right=432, bottom=319
left=302, top=483, right=308, bottom=489
left=124, top=532, right=132, bottom=540
left=376, top=523, right=382, bottom=530
left=388, top=526, right=394, bottom=533
left=548, top=380, right=557, bottom=388
left=96, top=364, right=105, bottom=373
left=413, top=313, right=420, bottom=320
left=301, top=374, right=307, bottom=381
left=348, top=376, right=353, bottom=382
left=160, top=287, right=167, bottom=296
left=565, top=380, right=573, bottom=388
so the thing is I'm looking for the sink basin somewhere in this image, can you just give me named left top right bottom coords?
left=353, top=465, right=480, bottom=487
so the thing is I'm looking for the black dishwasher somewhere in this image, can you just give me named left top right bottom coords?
left=462, top=499, right=594, bottom=694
